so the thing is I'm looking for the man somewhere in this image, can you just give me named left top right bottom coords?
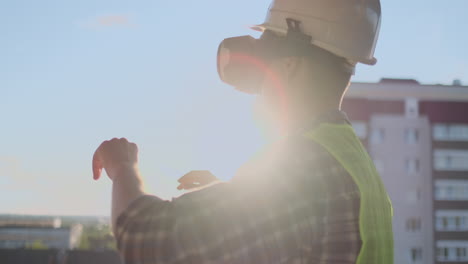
left=92, top=0, right=394, bottom=263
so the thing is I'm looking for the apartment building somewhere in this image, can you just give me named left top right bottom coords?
left=0, top=215, right=82, bottom=250
left=343, top=78, right=468, bottom=264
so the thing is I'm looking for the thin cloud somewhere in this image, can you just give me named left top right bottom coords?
left=97, top=15, right=131, bottom=27
left=79, top=14, right=136, bottom=29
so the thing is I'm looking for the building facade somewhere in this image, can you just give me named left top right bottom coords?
left=343, top=79, right=468, bottom=264
left=0, top=215, right=82, bottom=250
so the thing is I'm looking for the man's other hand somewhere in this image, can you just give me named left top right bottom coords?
left=177, top=170, right=219, bottom=190
left=92, top=138, right=139, bottom=181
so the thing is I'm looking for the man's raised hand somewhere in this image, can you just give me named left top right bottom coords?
left=92, top=138, right=139, bottom=181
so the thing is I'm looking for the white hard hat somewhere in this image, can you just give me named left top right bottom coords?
left=252, top=0, right=382, bottom=65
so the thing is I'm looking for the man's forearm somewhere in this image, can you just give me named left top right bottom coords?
left=111, top=165, right=146, bottom=233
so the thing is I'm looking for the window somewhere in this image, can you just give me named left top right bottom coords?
left=406, top=218, right=421, bottom=231
left=437, top=247, right=449, bottom=259
left=436, top=210, right=468, bottom=231
left=373, top=159, right=384, bottom=174
left=458, top=248, right=467, bottom=260
left=410, top=248, right=422, bottom=262
left=435, top=180, right=468, bottom=200
left=437, top=241, right=468, bottom=262
left=370, top=128, right=385, bottom=144
left=405, top=128, right=419, bottom=144
left=434, top=124, right=449, bottom=139
left=351, top=121, right=367, bottom=139
left=405, top=98, right=419, bottom=118
left=433, top=124, right=468, bottom=141
left=405, top=159, right=420, bottom=174
left=407, top=190, right=421, bottom=203
left=434, top=149, right=468, bottom=171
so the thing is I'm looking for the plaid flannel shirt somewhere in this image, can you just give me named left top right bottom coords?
left=115, top=114, right=362, bottom=264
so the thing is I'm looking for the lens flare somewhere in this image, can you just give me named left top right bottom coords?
left=219, top=52, right=290, bottom=136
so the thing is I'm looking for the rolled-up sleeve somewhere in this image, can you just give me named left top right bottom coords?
left=115, top=195, right=177, bottom=264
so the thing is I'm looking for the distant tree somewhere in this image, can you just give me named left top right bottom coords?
left=78, top=224, right=116, bottom=250
left=29, top=240, right=48, bottom=250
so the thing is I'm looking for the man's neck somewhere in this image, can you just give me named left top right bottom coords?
left=286, top=103, right=341, bottom=134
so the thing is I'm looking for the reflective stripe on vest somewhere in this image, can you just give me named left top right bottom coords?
left=306, top=123, right=394, bottom=264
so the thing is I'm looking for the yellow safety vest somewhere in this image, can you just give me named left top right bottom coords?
left=306, top=123, right=394, bottom=264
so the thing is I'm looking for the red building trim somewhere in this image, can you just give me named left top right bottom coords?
left=342, top=98, right=404, bottom=121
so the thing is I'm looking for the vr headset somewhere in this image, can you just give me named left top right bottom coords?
left=217, top=19, right=354, bottom=94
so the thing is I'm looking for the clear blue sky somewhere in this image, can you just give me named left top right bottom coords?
left=1, top=0, right=467, bottom=216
